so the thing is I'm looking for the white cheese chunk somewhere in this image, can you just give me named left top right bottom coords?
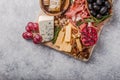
left=38, top=16, right=54, bottom=42
left=64, top=24, right=72, bottom=42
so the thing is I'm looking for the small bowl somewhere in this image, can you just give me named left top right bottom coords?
left=39, top=0, right=70, bottom=16
left=85, top=0, right=113, bottom=19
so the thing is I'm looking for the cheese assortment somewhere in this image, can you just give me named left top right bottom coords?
left=22, top=0, right=113, bottom=61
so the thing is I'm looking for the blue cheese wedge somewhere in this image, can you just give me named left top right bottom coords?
left=38, top=16, right=54, bottom=42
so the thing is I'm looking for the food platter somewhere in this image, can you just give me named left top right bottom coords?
left=22, top=0, right=113, bottom=61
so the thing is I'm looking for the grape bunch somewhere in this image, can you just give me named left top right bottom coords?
left=22, top=22, right=43, bottom=44
left=87, top=0, right=111, bottom=19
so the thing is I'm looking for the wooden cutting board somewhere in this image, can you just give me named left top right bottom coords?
left=37, top=0, right=113, bottom=61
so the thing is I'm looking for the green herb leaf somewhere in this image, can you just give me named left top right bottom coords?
left=91, top=15, right=111, bottom=25
left=71, top=0, right=74, bottom=3
left=76, top=15, right=111, bottom=27
left=84, top=18, right=95, bottom=23
left=76, top=20, right=83, bottom=26
left=97, top=15, right=111, bottom=22
left=52, top=26, right=61, bottom=44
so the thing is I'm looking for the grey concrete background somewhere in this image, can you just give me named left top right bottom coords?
left=0, top=0, right=120, bottom=80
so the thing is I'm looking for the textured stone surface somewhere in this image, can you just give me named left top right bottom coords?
left=0, top=0, right=120, bottom=80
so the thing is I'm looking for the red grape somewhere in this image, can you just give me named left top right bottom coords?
left=25, top=22, right=34, bottom=32
left=27, top=22, right=34, bottom=28
left=22, top=32, right=28, bottom=39
left=25, top=22, right=39, bottom=32
left=33, top=34, right=42, bottom=44
left=22, top=32, right=33, bottom=40
left=33, top=23, right=39, bottom=31
left=25, top=26, right=32, bottom=32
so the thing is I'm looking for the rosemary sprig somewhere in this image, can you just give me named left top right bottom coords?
left=86, top=15, right=111, bottom=23
left=93, top=15, right=112, bottom=25
left=76, top=20, right=84, bottom=26
left=51, top=26, right=61, bottom=44
left=71, top=0, right=74, bottom=3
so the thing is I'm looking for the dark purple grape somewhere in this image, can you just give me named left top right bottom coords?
left=102, top=0, right=105, bottom=3
left=87, top=0, right=94, bottom=3
left=88, top=4, right=93, bottom=10
left=96, top=14, right=102, bottom=19
left=96, top=0, right=103, bottom=5
left=104, top=12, right=110, bottom=15
left=93, top=3, right=97, bottom=6
left=90, top=10, right=97, bottom=17
left=105, top=1, right=111, bottom=9
left=100, top=6, right=108, bottom=15
left=93, top=4, right=101, bottom=11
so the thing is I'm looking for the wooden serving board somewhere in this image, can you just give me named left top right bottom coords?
left=37, top=0, right=113, bottom=61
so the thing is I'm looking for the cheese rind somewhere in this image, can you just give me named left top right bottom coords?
left=38, top=16, right=54, bottom=42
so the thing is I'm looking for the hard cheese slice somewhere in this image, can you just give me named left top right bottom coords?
left=38, top=16, right=54, bottom=42
left=64, top=24, right=72, bottom=42
left=55, top=29, right=65, bottom=47
left=76, top=38, right=82, bottom=52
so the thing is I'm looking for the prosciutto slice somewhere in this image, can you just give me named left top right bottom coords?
left=65, top=0, right=90, bottom=22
